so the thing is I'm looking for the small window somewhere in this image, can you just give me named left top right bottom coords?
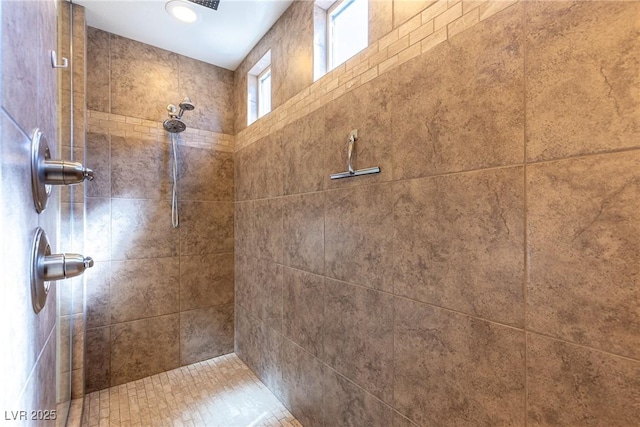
left=314, top=0, right=368, bottom=80
left=258, top=66, right=272, bottom=118
left=247, top=50, right=271, bottom=125
left=328, top=0, right=368, bottom=70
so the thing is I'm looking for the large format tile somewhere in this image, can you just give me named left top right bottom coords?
left=323, top=368, right=394, bottom=427
left=527, top=334, right=640, bottom=426
left=324, top=74, right=393, bottom=189
left=111, top=135, right=171, bottom=200
left=235, top=308, right=284, bottom=398
left=180, top=304, right=234, bottom=365
left=271, top=0, right=314, bottom=109
left=281, top=339, right=324, bottom=427
left=178, top=146, right=233, bottom=202
left=323, top=279, right=394, bottom=402
left=178, top=56, right=235, bottom=134
left=111, top=198, right=179, bottom=260
left=2, top=0, right=39, bottom=131
left=234, top=135, right=283, bottom=201
left=527, top=151, right=640, bottom=359
left=325, top=184, right=394, bottom=292
left=110, top=257, right=180, bottom=323
left=235, top=256, right=283, bottom=331
left=85, top=327, right=110, bottom=392
left=391, top=3, right=524, bottom=180
left=85, top=132, right=111, bottom=198
left=84, top=261, right=110, bottom=328
left=110, top=314, right=180, bottom=386
left=86, top=27, right=110, bottom=112
left=281, top=111, right=325, bottom=195
left=180, top=253, right=234, bottom=311
left=234, top=201, right=254, bottom=257
left=394, top=298, right=526, bottom=426
left=254, top=198, right=283, bottom=263
left=283, top=267, right=324, bottom=357
left=109, top=34, right=180, bottom=121
left=526, top=1, right=640, bottom=161
left=179, top=201, right=234, bottom=255
left=394, top=167, right=525, bottom=326
left=283, top=192, right=324, bottom=275
left=85, top=197, right=111, bottom=262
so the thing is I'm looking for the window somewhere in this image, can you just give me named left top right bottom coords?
left=328, top=0, right=368, bottom=70
left=314, top=0, right=368, bottom=80
left=247, top=50, right=271, bottom=125
left=258, top=66, right=272, bottom=118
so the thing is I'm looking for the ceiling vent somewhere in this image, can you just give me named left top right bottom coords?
left=187, top=0, right=220, bottom=11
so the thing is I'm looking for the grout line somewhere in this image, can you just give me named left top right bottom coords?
left=522, top=2, right=529, bottom=425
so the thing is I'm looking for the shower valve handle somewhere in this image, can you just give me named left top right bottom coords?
left=42, top=159, right=94, bottom=185
left=42, top=253, right=94, bottom=281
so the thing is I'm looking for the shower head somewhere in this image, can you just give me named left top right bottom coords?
left=167, top=104, right=179, bottom=117
left=179, top=97, right=195, bottom=111
left=163, top=117, right=186, bottom=133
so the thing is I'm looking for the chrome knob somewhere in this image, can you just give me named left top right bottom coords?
left=31, top=228, right=94, bottom=313
left=42, top=159, right=95, bottom=185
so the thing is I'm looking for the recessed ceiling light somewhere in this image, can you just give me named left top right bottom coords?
left=166, top=0, right=199, bottom=24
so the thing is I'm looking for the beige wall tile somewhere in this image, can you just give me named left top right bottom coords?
left=180, top=253, right=234, bottom=311
left=179, top=304, right=234, bottom=365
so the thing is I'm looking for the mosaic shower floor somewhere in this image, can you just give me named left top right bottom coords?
left=81, top=353, right=301, bottom=427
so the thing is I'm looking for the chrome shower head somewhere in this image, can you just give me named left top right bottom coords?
left=179, top=97, right=195, bottom=111
left=163, top=118, right=186, bottom=133
left=167, top=104, right=179, bottom=117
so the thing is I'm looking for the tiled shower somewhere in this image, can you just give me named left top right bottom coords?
left=1, top=0, right=639, bottom=426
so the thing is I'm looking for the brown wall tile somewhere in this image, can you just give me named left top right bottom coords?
left=235, top=307, right=284, bottom=398
left=527, top=334, right=640, bottom=426
left=254, top=198, right=283, bottom=263
left=180, top=253, right=234, bottom=311
left=394, top=167, right=525, bottom=327
left=283, top=192, right=324, bottom=275
left=325, top=184, right=394, bottom=292
left=180, top=304, right=234, bottom=365
left=86, top=132, right=111, bottom=198
left=391, top=3, right=524, bottom=180
left=179, top=201, right=234, bottom=255
left=85, top=327, right=111, bottom=393
left=394, top=298, right=526, bottom=426
left=281, top=110, right=326, bottom=195
left=111, top=135, right=171, bottom=200
left=236, top=256, right=283, bottom=331
left=283, top=267, right=324, bottom=357
left=178, top=146, right=234, bottom=202
left=281, top=339, right=324, bottom=427
left=86, top=197, right=111, bottom=262
left=110, top=314, right=180, bottom=386
left=527, top=151, right=640, bottom=359
left=84, top=261, right=111, bottom=328
left=323, top=279, right=394, bottom=403
left=110, top=257, right=180, bottom=323
left=526, top=1, right=640, bottom=161
left=111, top=198, right=179, bottom=260
left=323, top=368, right=394, bottom=427
left=178, top=55, right=235, bottom=134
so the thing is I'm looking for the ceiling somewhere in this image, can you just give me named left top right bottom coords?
left=74, top=0, right=293, bottom=70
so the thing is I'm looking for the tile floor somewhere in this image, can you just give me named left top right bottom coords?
left=81, top=353, right=301, bottom=427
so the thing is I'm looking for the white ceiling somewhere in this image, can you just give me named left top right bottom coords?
left=74, top=0, right=293, bottom=70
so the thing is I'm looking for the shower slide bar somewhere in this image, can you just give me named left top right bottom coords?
left=330, top=129, right=381, bottom=180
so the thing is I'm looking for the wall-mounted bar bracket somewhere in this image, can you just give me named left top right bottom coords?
left=330, top=129, right=381, bottom=180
